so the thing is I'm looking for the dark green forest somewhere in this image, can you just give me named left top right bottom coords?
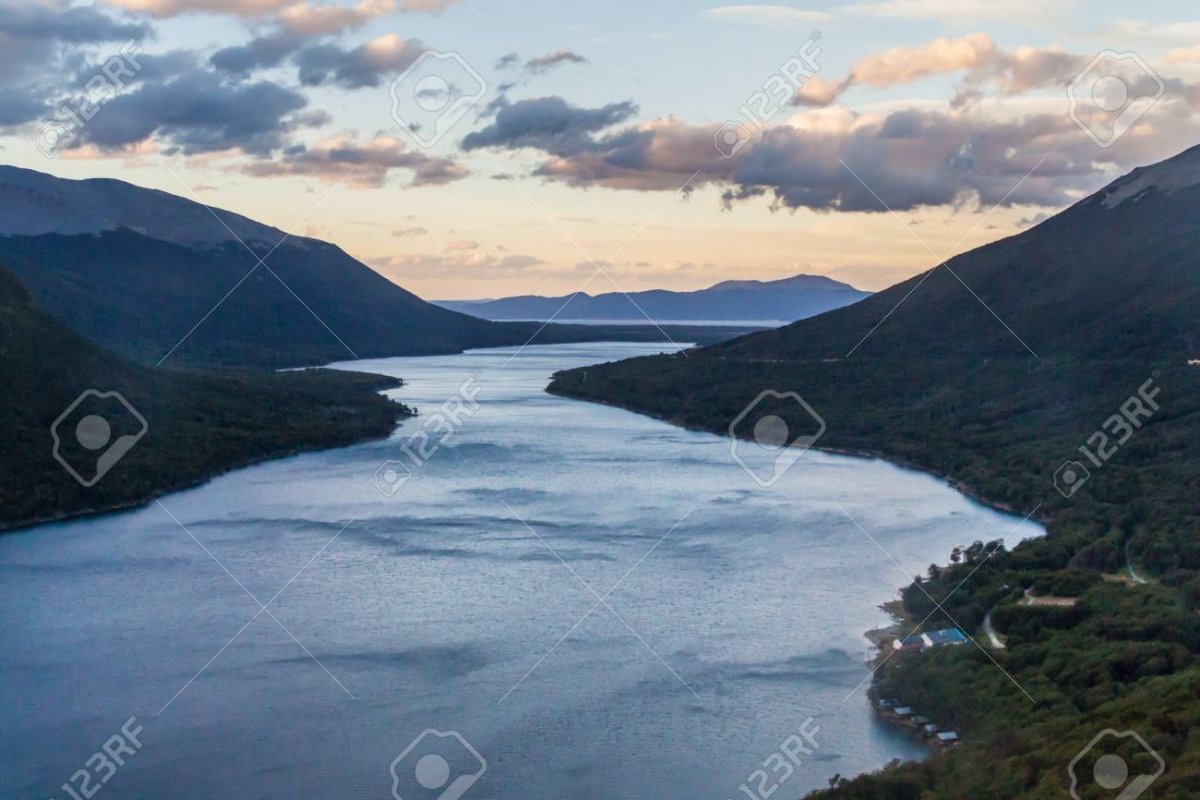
left=0, top=264, right=409, bottom=530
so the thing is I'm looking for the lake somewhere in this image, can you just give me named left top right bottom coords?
left=0, top=342, right=1042, bottom=800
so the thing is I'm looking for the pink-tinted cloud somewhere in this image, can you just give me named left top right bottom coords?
left=794, top=34, right=1089, bottom=108
left=243, top=134, right=469, bottom=187
left=277, top=0, right=395, bottom=34
left=106, top=0, right=457, bottom=19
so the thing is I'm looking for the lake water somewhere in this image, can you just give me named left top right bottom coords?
left=0, top=342, right=1042, bottom=800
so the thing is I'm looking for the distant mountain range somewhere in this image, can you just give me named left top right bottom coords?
left=436, top=274, right=870, bottom=323
left=0, top=166, right=744, bottom=368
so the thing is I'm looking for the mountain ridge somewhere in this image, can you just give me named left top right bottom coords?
left=0, top=164, right=295, bottom=250
left=0, top=165, right=748, bottom=368
left=436, top=273, right=870, bottom=323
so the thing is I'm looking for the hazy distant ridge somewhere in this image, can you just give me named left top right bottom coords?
left=436, top=273, right=870, bottom=323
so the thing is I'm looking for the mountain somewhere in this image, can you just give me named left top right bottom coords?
left=0, top=166, right=732, bottom=368
left=0, top=262, right=407, bottom=530
left=435, top=273, right=869, bottom=323
left=550, top=146, right=1200, bottom=798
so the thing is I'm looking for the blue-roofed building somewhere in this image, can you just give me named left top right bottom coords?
left=925, top=628, right=969, bottom=647
left=891, top=627, right=969, bottom=652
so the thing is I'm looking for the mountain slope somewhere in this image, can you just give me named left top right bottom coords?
left=437, top=273, right=869, bottom=323
left=0, top=166, right=720, bottom=368
left=708, top=154, right=1200, bottom=362
left=0, top=262, right=406, bottom=530
left=550, top=146, right=1200, bottom=799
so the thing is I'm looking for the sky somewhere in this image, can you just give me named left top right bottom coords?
left=5, top=1, right=1200, bottom=300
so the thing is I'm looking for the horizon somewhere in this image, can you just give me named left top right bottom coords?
left=7, top=0, right=1200, bottom=299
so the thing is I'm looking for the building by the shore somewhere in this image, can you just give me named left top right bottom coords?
left=892, top=627, right=969, bottom=652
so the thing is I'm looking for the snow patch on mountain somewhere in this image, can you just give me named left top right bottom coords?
left=1102, top=146, right=1200, bottom=210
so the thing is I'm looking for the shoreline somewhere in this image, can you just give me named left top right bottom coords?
left=547, top=379, right=1049, bottom=783
left=2, top=371, right=413, bottom=535
left=546, top=383, right=1049, bottom=524
left=0, top=422, right=407, bottom=535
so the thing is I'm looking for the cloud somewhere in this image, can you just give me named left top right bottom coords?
left=793, top=34, right=1090, bottom=108
left=842, top=0, right=1075, bottom=24
left=212, top=29, right=424, bottom=86
left=0, top=1, right=146, bottom=85
left=242, top=133, right=469, bottom=186
left=794, top=76, right=850, bottom=107
left=494, top=52, right=520, bottom=69
left=524, top=49, right=588, bottom=73
left=445, top=238, right=480, bottom=251
left=376, top=250, right=545, bottom=280
left=399, top=0, right=461, bottom=10
left=702, top=5, right=834, bottom=24
left=106, top=0, right=458, bottom=19
left=392, top=226, right=428, bottom=236
left=461, top=96, right=638, bottom=154
left=475, top=100, right=1200, bottom=213
left=211, top=33, right=304, bottom=73
left=0, top=2, right=144, bottom=43
left=296, top=33, right=424, bottom=88
left=105, top=0, right=293, bottom=18
left=277, top=0, right=395, bottom=35
left=1167, top=45, right=1200, bottom=65
left=68, top=68, right=316, bottom=156
left=0, top=86, right=46, bottom=125
left=851, top=33, right=999, bottom=87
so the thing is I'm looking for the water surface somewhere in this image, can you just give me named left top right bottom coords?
left=0, top=342, right=1041, bottom=799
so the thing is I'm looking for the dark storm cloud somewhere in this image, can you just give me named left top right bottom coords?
left=461, top=96, right=637, bottom=155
